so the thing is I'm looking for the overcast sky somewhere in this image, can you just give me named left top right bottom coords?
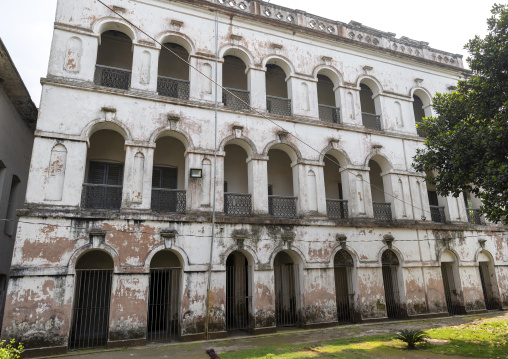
left=0, top=0, right=495, bottom=106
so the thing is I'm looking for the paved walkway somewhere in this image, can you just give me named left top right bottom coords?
left=49, top=311, right=507, bottom=359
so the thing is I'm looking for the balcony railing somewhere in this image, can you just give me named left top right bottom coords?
left=373, top=202, right=392, bottom=221
left=151, top=189, right=186, bottom=213
left=466, top=208, right=484, bottom=225
left=157, top=76, right=190, bottom=100
left=326, top=199, right=348, bottom=219
left=81, top=184, right=122, bottom=210
left=223, top=88, right=250, bottom=111
left=94, top=65, right=131, bottom=90
left=268, top=195, right=297, bottom=218
left=362, top=112, right=382, bottom=131
left=266, top=95, right=292, bottom=116
left=318, top=105, right=340, bottom=124
left=224, top=193, right=252, bottom=216
left=430, top=205, right=446, bottom=223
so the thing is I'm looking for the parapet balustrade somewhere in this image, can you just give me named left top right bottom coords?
left=222, top=88, right=250, bottom=111
left=151, top=188, right=186, bottom=213
left=224, top=193, right=252, bottom=216
left=81, top=183, right=123, bottom=210
left=266, top=96, right=292, bottom=116
left=429, top=205, right=446, bottom=223
left=157, top=76, right=190, bottom=100
left=466, top=208, right=484, bottom=225
left=268, top=195, right=297, bottom=218
left=94, top=65, right=131, bottom=90
left=362, top=112, right=382, bottom=131
left=326, top=199, right=348, bottom=219
left=373, top=202, right=392, bottom=221
left=319, top=105, right=341, bottom=124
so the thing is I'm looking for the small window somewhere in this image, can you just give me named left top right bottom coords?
left=428, top=191, right=439, bottom=206
left=152, top=166, right=177, bottom=189
left=89, top=162, right=123, bottom=185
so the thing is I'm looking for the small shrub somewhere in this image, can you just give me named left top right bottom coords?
left=0, top=339, right=24, bottom=359
left=395, top=329, right=428, bottom=350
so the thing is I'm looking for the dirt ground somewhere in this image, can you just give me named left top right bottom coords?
left=48, top=311, right=508, bottom=359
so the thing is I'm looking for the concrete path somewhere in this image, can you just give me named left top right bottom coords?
left=48, top=311, right=507, bottom=359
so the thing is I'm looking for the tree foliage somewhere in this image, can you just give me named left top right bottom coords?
left=413, top=4, right=508, bottom=224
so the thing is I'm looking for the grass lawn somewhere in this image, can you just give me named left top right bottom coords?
left=220, top=316, right=508, bottom=359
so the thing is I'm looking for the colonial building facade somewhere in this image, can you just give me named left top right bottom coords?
left=2, top=0, right=507, bottom=356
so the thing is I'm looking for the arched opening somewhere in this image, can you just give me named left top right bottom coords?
left=478, top=251, right=500, bottom=310
left=334, top=250, right=355, bottom=323
left=267, top=149, right=296, bottom=218
left=224, top=144, right=251, bottom=215
left=317, top=75, right=339, bottom=123
left=381, top=250, right=404, bottom=319
left=360, top=82, right=381, bottom=130
left=69, top=251, right=114, bottom=350
left=157, top=43, right=190, bottom=99
left=82, top=130, right=125, bottom=210
left=324, top=153, right=347, bottom=219
left=151, top=136, right=186, bottom=213
left=222, top=56, right=249, bottom=110
left=266, top=64, right=291, bottom=116
left=274, top=251, right=300, bottom=327
left=226, top=251, right=251, bottom=331
left=440, top=250, right=465, bottom=315
left=463, top=189, right=484, bottom=225
left=413, top=95, right=426, bottom=137
left=369, top=160, right=392, bottom=220
left=147, top=250, right=182, bottom=342
left=426, top=171, right=448, bottom=223
left=94, top=30, right=133, bottom=90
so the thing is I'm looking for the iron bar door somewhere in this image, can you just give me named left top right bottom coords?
left=381, top=250, right=404, bottom=319
left=69, top=270, right=113, bottom=350
left=441, top=263, right=459, bottom=315
left=275, top=263, right=299, bottom=327
left=334, top=250, right=355, bottom=323
left=226, top=263, right=251, bottom=330
left=479, top=263, right=497, bottom=310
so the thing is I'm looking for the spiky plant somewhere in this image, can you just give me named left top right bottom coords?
left=395, top=329, right=428, bottom=350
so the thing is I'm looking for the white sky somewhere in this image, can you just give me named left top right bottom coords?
left=0, top=0, right=495, bottom=107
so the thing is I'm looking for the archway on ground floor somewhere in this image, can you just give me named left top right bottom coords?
left=478, top=250, right=500, bottom=310
left=381, top=249, right=405, bottom=319
left=334, top=249, right=355, bottom=323
left=69, top=250, right=114, bottom=350
left=440, top=250, right=463, bottom=315
left=147, top=250, right=182, bottom=342
left=274, top=251, right=301, bottom=327
left=226, top=251, right=251, bottom=331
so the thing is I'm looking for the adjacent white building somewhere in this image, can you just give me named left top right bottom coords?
left=1, top=0, right=506, bottom=357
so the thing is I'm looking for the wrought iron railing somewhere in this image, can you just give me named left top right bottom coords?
left=362, top=112, right=382, bottom=131
left=94, top=64, right=131, bottom=90
left=81, top=184, right=122, bottom=210
left=157, top=76, right=190, bottom=100
left=429, top=205, right=446, bottom=223
left=268, top=195, right=297, bottom=218
left=318, top=105, right=340, bottom=124
left=224, top=193, right=252, bottom=216
left=151, top=189, right=186, bottom=213
left=326, top=199, right=348, bottom=219
left=466, top=208, right=484, bottom=225
left=223, top=88, right=250, bottom=111
left=266, top=95, right=292, bottom=116
left=373, top=202, right=392, bottom=221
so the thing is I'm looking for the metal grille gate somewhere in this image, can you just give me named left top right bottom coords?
left=69, top=270, right=112, bottom=350
left=479, top=263, right=497, bottom=310
left=274, top=264, right=300, bottom=327
left=334, top=250, right=355, bottom=323
left=226, top=263, right=252, bottom=330
left=441, top=263, right=460, bottom=315
left=381, top=251, right=404, bottom=319
left=147, top=269, right=181, bottom=342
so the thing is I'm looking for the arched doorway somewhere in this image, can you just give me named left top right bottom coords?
left=226, top=251, right=251, bottom=331
left=69, top=250, right=114, bottom=350
left=478, top=251, right=499, bottom=310
left=381, top=250, right=404, bottom=319
left=274, top=251, right=300, bottom=327
left=147, top=250, right=182, bottom=342
left=334, top=250, right=355, bottom=323
left=440, top=250, right=463, bottom=315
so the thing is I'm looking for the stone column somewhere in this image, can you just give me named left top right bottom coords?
left=130, top=45, right=159, bottom=93
left=446, top=193, right=469, bottom=224
left=252, top=269, right=276, bottom=333
left=356, top=266, right=387, bottom=320
left=337, top=86, right=362, bottom=127
left=121, top=144, right=155, bottom=210
left=293, top=161, right=326, bottom=216
left=247, top=156, right=268, bottom=215
left=287, top=76, right=319, bottom=118
left=189, top=55, right=223, bottom=103
left=301, top=267, right=337, bottom=326
left=380, top=171, right=413, bottom=220
left=246, top=66, right=267, bottom=111
left=340, top=166, right=373, bottom=218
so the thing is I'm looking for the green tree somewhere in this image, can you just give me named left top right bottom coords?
left=413, top=4, right=508, bottom=224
